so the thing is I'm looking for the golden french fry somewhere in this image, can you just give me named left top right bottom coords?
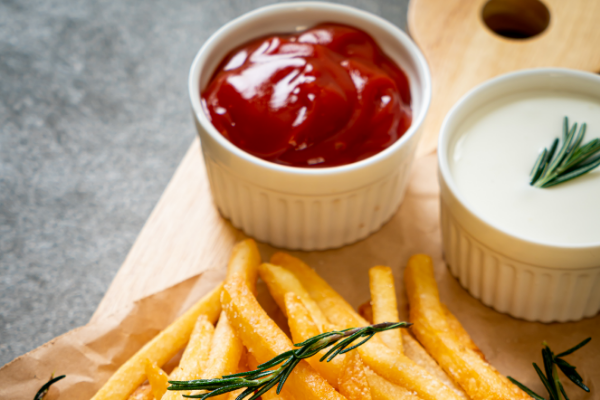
left=247, top=352, right=296, bottom=400
left=284, top=292, right=343, bottom=388
left=188, top=312, right=245, bottom=399
left=442, top=304, right=486, bottom=360
left=128, top=382, right=152, bottom=400
left=364, top=368, right=421, bottom=400
left=358, top=339, right=463, bottom=400
left=205, top=313, right=245, bottom=379
left=92, top=283, right=223, bottom=400
left=226, top=239, right=261, bottom=294
left=273, top=253, right=462, bottom=400
left=173, top=315, right=214, bottom=378
left=337, top=351, right=372, bottom=400
left=225, top=348, right=250, bottom=400
left=360, top=297, right=466, bottom=398
left=401, top=331, right=466, bottom=398
left=221, top=275, right=347, bottom=400
left=405, top=254, right=529, bottom=400
left=144, top=360, right=169, bottom=400
left=162, top=315, right=215, bottom=400
left=270, top=253, right=358, bottom=325
left=369, top=266, right=402, bottom=352
left=164, top=240, right=258, bottom=399
left=182, top=239, right=260, bottom=398
left=237, top=346, right=249, bottom=375
left=368, top=265, right=468, bottom=398
left=259, top=263, right=330, bottom=332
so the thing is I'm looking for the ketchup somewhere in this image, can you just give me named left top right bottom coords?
left=201, top=23, right=412, bottom=168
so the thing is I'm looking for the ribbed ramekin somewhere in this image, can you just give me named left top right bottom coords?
left=189, top=2, right=431, bottom=250
left=438, top=68, right=600, bottom=323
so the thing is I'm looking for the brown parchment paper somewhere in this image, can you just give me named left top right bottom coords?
left=1, top=153, right=599, bottom=400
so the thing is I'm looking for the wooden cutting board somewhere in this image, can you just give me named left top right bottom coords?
left=92, top=0, right=600, bottom=321
left=410, top=0, right=600, bottom=156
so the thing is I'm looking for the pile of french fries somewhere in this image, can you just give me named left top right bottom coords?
left=92, top=239, right=529, bottom=400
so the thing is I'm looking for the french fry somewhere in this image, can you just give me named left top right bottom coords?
left=226, top=239, right=261, bottom=294
left=369, top=266, right=402, bottom=352
left=204, top=313, right=245, bottom=379
left=401, top=331, right=466, bottom=398
left=128, top=382, right=152, bottom=400
left=337, top=351, right=372, bottom=400
left=164, top=239, right=258, bottom=399
left=272, top=253, right=462, bottom=400
left=189, top=313, right=245, bottom=399
left=259, top=263, right=330, bottom=332
left=357, top=301, right=427, bottom=400
left=270, top=253, right=358, bottom=325
left=185, top=239, right=260, bottom=397
left=171, top=315, right=214, bottom=379
left=237, top=346, right=249, bottom=375
left=404, top=254, right=529, bottom=400
left=367, top=266, right=467, bottom=398
left=225, top=348, right=250, bottom=400
left=358, top=336, right=464, bottom=400
left=284, top=292, right=344, bottom=388
left=221, top=275, right=347, bottom=400
left=92, top=283, right=223, bottom=400
left=144, top=360, right=169, bottom=400
left=359, top=300, right=466, bottom=398
left=442, top=304, right=486, bottom=360
left=364, top=367, right=421, bottom=400
left=162, top=315, right=215, bottom=400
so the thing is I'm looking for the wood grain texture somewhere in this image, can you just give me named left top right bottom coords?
left=408, top=0, right=600, bottom=156
left=92, top=139, right=242, bottom=321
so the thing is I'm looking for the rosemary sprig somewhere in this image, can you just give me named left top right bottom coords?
left=530, top=117, right=600, bottom=188
left=167, top=321, right=411, bottom=400
left=34, top=374, right=66, bottom=400
left=508, top=337, right=591, bottom=400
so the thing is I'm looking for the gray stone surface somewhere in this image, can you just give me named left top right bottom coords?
left=0, top=0, right=409, bottom=365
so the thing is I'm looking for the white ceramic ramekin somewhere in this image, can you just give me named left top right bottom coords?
left=438, top=68, right=600, bottom=323
left=189, top=2, right=431, bottom=250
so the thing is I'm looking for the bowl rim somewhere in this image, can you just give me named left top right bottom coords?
left=438, top=67, right=600, bottom=250
left=188, top=1, right=431, bottom=177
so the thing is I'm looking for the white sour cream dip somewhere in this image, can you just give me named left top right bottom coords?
left=449, top=90, right=600, bottom=245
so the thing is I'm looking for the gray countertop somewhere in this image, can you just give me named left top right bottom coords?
left=0, top=0, right=409, bottom=366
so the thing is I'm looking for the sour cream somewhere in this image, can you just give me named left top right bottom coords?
left=449, top=90, right=600, bottom=245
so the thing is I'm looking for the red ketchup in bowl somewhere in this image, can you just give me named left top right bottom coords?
left=201, top=23, right=412, bottom=168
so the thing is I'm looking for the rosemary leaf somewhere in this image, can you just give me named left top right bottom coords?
left=531, top=117, right=600, bottom=188
left=535, top=138, right=559, bottom=185
left=541, top=157, right=600, bottom=188
left=557, top=380, right=570, bottom=400
left=555, top=359, right=590, bottom=392
left=567, top=123, right=586, bottom=156
left=530, top=148, right=547, bottom=184
left=551, top=363, right=564, bottom=400
left=558, top=381, right=570, bottom=400
left=512, top=338, right=591, bottom=400
left=547, top=122, right=577, bottom=173
left=559, top=137, right=599, bottom=173
left=34, top=374, right=66, bottom=400
left=541, top=345, right=555, bottom=391
left=507, top=377, right=547, bottom=400
left=534, top=363, right=558, bottom=400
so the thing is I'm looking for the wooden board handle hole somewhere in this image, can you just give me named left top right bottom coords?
left=482, top=0, right=550, bottom=39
